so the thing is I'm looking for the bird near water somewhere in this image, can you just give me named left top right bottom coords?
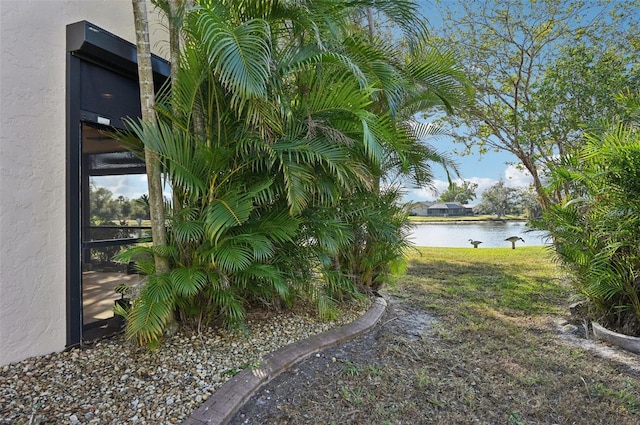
left=505, top=236, right=525, bottom=249
left=469, top=239, right=482, bottom=248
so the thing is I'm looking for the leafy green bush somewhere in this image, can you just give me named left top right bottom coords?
left=114, top=0, right=467, bottom=346
left=329, top=187, right=412, bottom=292
left=541, top=108, right=640, bottom=335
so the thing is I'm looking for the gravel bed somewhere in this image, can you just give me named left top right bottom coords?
left=0, top=301, right=369, bottom=424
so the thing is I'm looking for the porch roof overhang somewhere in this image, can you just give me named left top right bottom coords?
left=67, top=20, right=170, bottom=81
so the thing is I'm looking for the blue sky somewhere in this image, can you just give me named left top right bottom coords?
left=400, top=137, right=532, bottom=205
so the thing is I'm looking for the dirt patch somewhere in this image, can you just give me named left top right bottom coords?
left=387, top=299, right=439, bottom=340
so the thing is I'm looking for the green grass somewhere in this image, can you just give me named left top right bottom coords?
left=237, top=245, right=640, bottom=424
left=400, top=246, right=567, bottom=316
left=409, top=214, right=527, bottom=222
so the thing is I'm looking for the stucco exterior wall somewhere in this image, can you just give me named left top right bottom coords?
left=0, top=1, right=166, bottom=366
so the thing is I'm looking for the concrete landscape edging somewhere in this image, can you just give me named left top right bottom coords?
left=183, top=296, right=387, bottom=425
left=592, top=322, right=640, bottom=355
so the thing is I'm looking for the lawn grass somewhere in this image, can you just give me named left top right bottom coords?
left=234, top=246, right=640, bottom=424
left=402, top=246, right=568, bottom=315
left=409, top=214, right=526, bottom=222
left=378, top=246, right=640, bottom=423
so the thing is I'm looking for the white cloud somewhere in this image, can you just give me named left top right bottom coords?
left=403, top=165, right=533, bottom=204
left=403, top=181, right=447, bottom=202
left=503, top=164, right=533, bottom=188
left=91, top=175, right=149, bottom=200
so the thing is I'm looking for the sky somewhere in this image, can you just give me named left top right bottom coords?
left=92, top=174, right=171, bottom=201
left=401, top=141, right=532, bottom=205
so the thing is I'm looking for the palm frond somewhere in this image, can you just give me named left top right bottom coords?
left=403, top=47, right=473, bottom=115
left=125, top=274, right=175, bottom=345
left=209, top=287, right=246, bottom=325
left=169, top=267, right=209, bottom=297
left=194, top=9, right=271, bottom=99
left=172, top=219, right=205, bottom=244
left=202, top=190, right=254, bottom=243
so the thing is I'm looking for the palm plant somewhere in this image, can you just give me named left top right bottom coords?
left=116, top=0, right=470, bottom=345
left=541, top=96, right=640, bottom=335
left=317, top=11, right=470, bottom=297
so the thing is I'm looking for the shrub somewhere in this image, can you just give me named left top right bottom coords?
left=541, top=115, right=640, bottom=335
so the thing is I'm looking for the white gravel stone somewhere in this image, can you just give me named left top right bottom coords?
left=0, top=300, right=369, bottom=424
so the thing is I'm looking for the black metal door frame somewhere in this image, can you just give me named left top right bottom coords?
left=65, top=21, right=169, bottom=347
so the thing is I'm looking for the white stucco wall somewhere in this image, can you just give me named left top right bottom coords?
left=0, top=1, right=166, bottom=366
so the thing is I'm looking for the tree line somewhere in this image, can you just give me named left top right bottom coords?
left=436, top=180, right=540, bottom=219
left=89, top=183, right=150, bottom=225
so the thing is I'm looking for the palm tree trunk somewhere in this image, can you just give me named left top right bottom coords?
left=366, top=7, right=375, bottom=41
left=167, top=0, right=184, bottom=215
left=132, top=0, right=170, bottom=274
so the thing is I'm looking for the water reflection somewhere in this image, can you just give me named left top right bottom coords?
left=409, top=221, right=550, bottom=248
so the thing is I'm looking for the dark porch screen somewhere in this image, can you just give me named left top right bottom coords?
left=79, top=60, right=142, bottom=130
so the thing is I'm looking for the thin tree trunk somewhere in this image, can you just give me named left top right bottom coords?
left=366, top=7, right=375, bottom=41
left=167, top=0, right=184, bottom=215
left=167, top=0, right=181, bottom=86
left=132, top=0, right=170, bottom=274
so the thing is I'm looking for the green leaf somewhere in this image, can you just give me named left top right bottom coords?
left=170, top=267, right=209, bottom=297
left=196, top=10, right=271, bottom=99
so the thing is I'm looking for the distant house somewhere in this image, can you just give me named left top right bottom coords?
left=407, top=201, right=435, bottom=216
left=425, top=202, right=474, bottom=217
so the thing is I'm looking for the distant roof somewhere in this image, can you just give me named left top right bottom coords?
left=428, top=202, right=469, bottom=209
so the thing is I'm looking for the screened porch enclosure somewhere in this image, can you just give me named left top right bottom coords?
left=81, top=122, right=150, bottom=332
left=66, top=21, right=170, bottom=346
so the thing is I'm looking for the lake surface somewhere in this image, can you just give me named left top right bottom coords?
left=409, top=221, right=550, bottom=248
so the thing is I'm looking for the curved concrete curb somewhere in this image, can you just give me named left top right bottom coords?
left=183, top=297, right=387, bottom=425
left=592, top=322, right=640, bottom=354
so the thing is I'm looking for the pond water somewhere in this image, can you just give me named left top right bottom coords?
left=409, top=221, right=551, bottom=248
